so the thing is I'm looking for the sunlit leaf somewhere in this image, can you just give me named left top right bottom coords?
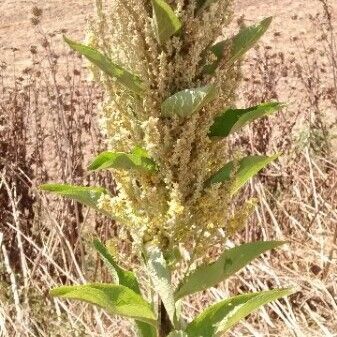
left=203, top=17, right=272, bottom=75
left=186, top=289, right=294, bottom=336
left=135, top=322, right=157, bottom=337
left=151, top=0, right=182, bottom=45
left=209, top=102, right=283, bottom=137
left=93, top=240, right=156, bottom=337
left=50, top=284, right=157, bottom=326
left=229, top=17, right=272, bottom=65
left=93, top=239, right=140, bottom=292
left=40, top=184, right=109, bottom=211
left=206, top=154, right=279, bottom=195
left=88, top=147, right=157, bottom=173
left=146, top=245, right=176, bottom=325
left=64, top=36, right=146, bottom=95
left=175, top=241, right=286, bottom=300
left=161, top=84, right=216, bottom=118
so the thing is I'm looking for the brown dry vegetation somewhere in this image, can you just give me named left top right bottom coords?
left=1, top=1, right=337, bottom=336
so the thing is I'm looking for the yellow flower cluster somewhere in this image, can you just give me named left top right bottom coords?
left=89, top=0, right=248, bottom=256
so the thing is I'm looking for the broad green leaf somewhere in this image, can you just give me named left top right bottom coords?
left=146, top=245, right=176, bottom=326
left=64, top=36, right=146, bottom=95
left=151, top=0, right=182, bottom=45
left=40, top=184, right=109, bottom=211
left=93, top=240, right=156, bottom=337
left=161, top=84, right=216, bottom=118
left=50, top=284, right=157, bottom=326
left=88, top=147, right=157, bottom=173
left=216, top=288, right=295, bottom=333
left=186, top=293, right=256, bottom=337
left=206, top=154, right=279, bottom=195
left=209, top=102, right=283, bottom=137
left=203, top=17, right=272, bottom=75
left=229, top=17, right=272, bottom=65
left=93, top=239, right=140, bottom=293
left=135, top=322, right=157, bottom=337
left=175, top=241, right=285, bottom=300
left=167, top=331, right=188, bottom=337
left=186, top=289, right=294, bottom=336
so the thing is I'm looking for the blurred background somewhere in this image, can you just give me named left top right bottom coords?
left=0, top=1, right=336, bottom=336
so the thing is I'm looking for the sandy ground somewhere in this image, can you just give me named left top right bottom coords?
left=0, top=0, right=336, bottom=69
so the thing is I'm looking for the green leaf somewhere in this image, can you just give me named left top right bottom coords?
left=88, top=147, right=157, bottom=173
left=136, top=323, right=157, bottom=337
left=206, top=154, right=279, bottom=195
left=146, top=245, right=176, bottom=326
left=64, top=36, right=146, bottom=95
left=161, top=84, right=216, bottom=118
left=40, top=184, right=109, bottom=211
left=50, top=284, right=157, bottom=326
left=203, top=17, right=272, bottom=75
left=135, top=322, right=157, bottom=337
left=209, top=102, right=283, bottom=137
left=229, top=17, right=272, bottom=65
left=186, top=289, right=294, bottom=336
left=151, top=0, right=182, bottom=45
left=93, top=239, right=140, bottom=293
left=175, top=241, right=285, bottom=300
left=186, top=293, right=255, bottom=337
left=167, top=331, right=188, bottom=337
left=93, top=240, right=156, bottom=337
left=217, top=289, right=295, bottom=333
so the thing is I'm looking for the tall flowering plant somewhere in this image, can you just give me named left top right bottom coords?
left=41, top=1, right=293, bottom=336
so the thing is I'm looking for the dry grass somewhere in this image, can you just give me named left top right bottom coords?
left=1, top=1, right=337, bottom=336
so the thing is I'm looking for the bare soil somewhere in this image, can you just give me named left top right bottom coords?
left=1, top=0, right=336, bottom=68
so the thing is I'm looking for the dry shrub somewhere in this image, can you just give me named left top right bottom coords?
left=0, top=10, right=118, bottom=336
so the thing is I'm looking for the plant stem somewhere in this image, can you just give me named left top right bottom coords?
left=158, top=299, right=173, bottom=337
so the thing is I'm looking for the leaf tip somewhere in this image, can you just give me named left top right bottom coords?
left=92, top=238, right=105, bottom=252
left=279, top=102, right=288, bottom=109
left=271, top=152, right=282, bottom=161
left=87, top=162, right=96, bottom=171
left=49, top=286, right=64, bottom=298
left=263, top=16, right=273, bottom=27
left=279, top=287, right=298, bottom=297
left=277, top=240, right=290, bottom=246
left=39, top=183, right=48, bottom=191
left=39, top=183, right=57, bottom=192
left=63, top=35, right=74, bottom=47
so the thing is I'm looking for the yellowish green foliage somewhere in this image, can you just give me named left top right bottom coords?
left=42, top=2, right=291, bottom=335
left=86, top=0, right=242, bottom=254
